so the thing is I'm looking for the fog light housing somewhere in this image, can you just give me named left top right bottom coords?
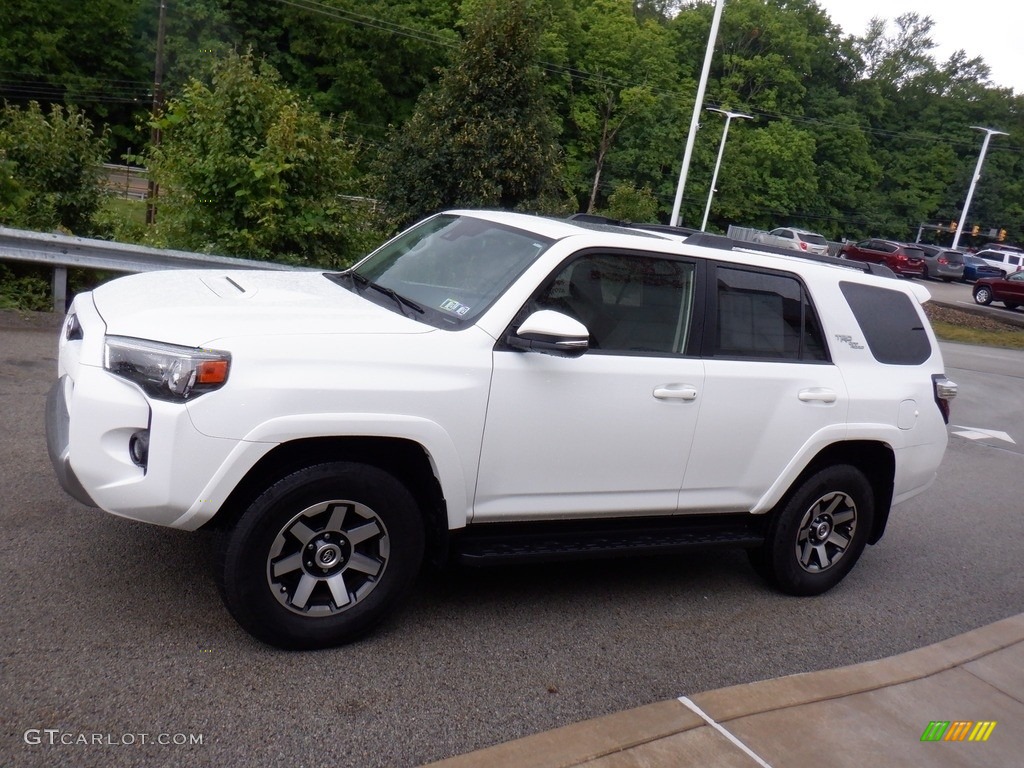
left=129, top=430, right=150, bottom=469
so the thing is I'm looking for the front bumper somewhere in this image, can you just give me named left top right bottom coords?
left=47, top=331, right=244, bottom=528
left=45, top=376, right=97, bottom=508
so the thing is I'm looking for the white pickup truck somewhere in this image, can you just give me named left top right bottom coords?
left=46, top=210, right=956, bottom=649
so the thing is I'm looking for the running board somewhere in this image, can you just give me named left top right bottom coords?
left=453, top=515, right=765, bottom=566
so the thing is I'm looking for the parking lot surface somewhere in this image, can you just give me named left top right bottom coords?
left=1, top=309, right=1022, bottom=767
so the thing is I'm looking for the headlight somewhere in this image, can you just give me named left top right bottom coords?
left=104, top=336, right=231, bottom=402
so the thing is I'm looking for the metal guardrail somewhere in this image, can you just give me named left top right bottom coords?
left=0, top=226, right=307, bottom=312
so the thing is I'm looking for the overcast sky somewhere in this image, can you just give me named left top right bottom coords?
left=815, top=0, right=1023, bottom=94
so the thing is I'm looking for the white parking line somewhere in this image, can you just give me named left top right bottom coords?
left=678, top=696, right=774, bottom=768
left=950, top=425, right=1016, bottom=444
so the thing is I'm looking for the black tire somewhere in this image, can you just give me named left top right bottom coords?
left=751, top=465, right=874, bottom=596
left=219, top=462, right=425, bottom=649
left=973, top=286, right=993, bottom=305
left=1005, top=302, right=1019, bottom=310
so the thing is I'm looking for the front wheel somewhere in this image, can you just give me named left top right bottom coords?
left=219, top=462, right=425, bottom=649
left=974, top=286, right=993, bottom=305
left=750, top=465, right=874, bottom=596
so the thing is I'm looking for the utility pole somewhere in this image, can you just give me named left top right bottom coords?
left=700, top=108, right=752, bottom=231
left=146, top=0, right=167, bottom=226
left=669, top=0, right=726, bottom=227
left=950, top=126, right=1007, bottom=251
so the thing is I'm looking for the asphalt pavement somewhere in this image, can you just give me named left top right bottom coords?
left=1, top=306, right=1021, bottom=768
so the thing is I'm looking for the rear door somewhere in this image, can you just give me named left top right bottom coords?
left=679, top=264, right=847, bottom=512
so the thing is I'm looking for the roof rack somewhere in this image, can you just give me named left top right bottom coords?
left=568, top=213, right=698, bottom=237
left=686, top=232, right=896, bottom=277
left=566, top=214, right=896, bottom=278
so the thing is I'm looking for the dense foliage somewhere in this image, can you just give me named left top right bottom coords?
left=145, top=51, right=371, bottom=266
left=2, top=0, right=1023, bottom=254
left=374, top=0, right=568, bottom=226
left=0, top=101, right=109, bottom=233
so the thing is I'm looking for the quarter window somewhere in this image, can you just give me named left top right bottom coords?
left=840, top=282, right=931, bottom=364
left=713, top=267, right=828, bottom=361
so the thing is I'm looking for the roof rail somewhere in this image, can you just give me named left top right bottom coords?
left=568, top=213, right=698, bottom=237
left=565, top=215, right=896, bottom=279
left=684, top=232, right=896, bottom=278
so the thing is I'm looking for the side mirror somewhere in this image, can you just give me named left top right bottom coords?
left=507, top=310, right=589, bottom=357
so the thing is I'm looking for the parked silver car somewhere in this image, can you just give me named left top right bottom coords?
left=754, top=227, right=829, bottom=256
left=916, top=244, right=965, bottom=282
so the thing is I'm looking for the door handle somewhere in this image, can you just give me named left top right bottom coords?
left=798, top=388, right=837, bottom=403
left=653, top=385, right=698, bottom=401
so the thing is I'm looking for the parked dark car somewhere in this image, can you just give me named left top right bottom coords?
left=916, top=245, right=965, bottom=282
left=973, top=271, right=1024, bottom=310
left=838, top=239, right=926, bottom=278
left=961, top=255, right=1004, bottom=283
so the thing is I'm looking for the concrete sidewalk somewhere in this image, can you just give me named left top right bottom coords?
left=427, top=613, right=1024, bottom=767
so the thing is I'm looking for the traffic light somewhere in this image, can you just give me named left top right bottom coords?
left=998, top=228, right=1007, bottom=241
left=950, top=221, right=958, bottom=232
left=971, top=224, right=980, bottom=236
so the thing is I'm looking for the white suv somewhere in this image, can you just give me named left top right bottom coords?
left=45, top=211, right=957, bottom=649
left=974, top=248, right=1024, bottom=277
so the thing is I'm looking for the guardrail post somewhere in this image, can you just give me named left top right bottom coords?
left=52, top=266, right=67, bottom=314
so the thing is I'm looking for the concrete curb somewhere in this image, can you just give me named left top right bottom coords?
left=426, top=613, right=1024, bottom=767
left=930, top=298, right=1024, bottom=329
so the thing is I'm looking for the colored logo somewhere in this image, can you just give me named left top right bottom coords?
left=921, top=721, right=997, bottom=742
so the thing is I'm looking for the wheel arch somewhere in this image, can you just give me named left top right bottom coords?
left=775, top=441, right=895, bottom=545
left=205, top=437, right=451, bottom=565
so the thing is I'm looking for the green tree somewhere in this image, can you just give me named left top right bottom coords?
left=602, top=182, right=659, bottom=221
left=0, top=101, right=108, bottom=233
left=562, top=0, right=680, bottom=212
left=374, top=0, right=566, bottom=227
left=0, top=0, right=149, bottom=150
left=146, top=50, right=368, bottom=267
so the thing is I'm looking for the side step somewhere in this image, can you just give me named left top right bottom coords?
left=453, top=514, right=766, bottom=566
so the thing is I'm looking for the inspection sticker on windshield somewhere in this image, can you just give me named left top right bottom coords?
left=440, top=298, right=471, bottom=316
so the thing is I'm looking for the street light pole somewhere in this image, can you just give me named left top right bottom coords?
left=950, top=126, right=1007, bottom=250
left=700, top=108, right=752, bottom=231
left=669, top=0, right=726, bottom=227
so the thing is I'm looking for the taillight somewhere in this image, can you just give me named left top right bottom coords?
left=938, top=256, right=948, bottom=265
left=932, top=374, right=957, bottom=424
left=800, top=242, right=808, bottom=250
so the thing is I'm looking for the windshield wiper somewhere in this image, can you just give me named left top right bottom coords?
left=349, top=271, right=425, bottom=316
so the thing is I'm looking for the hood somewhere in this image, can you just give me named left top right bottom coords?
left=91, top=269, right=432, bottom=347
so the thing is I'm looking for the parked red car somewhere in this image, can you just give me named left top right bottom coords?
left=838, top=239, right=926, bottom=278
left=973, top=270, right=1024, bottom=310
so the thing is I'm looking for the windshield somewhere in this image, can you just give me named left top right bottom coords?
left=348, top=214, right=554, bottom=328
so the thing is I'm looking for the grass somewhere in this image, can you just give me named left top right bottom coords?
left=924, top=303, right=1024, bottom=350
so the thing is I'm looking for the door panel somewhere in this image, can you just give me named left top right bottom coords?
left=473, top=252, right=702, bottom=522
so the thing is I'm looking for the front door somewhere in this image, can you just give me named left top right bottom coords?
left=473, top=251, right=704, bottom=522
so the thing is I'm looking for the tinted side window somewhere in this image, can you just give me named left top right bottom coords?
left=533, top=254, right=696, bottom=355
left=840, top=282, right=931, bottom=364
left=713, top=267, right=829, bottom=362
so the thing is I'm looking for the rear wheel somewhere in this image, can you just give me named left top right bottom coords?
left=974, top=286, right=993, bottom=305
left=1005, top=302, right=1019, bottom=310
left=750, top=465, right=874, bottom=596
left=219, top=462, right=425, bottom=649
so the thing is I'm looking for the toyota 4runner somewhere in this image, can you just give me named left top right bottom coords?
left=45, top=211, right=957, bottom=649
